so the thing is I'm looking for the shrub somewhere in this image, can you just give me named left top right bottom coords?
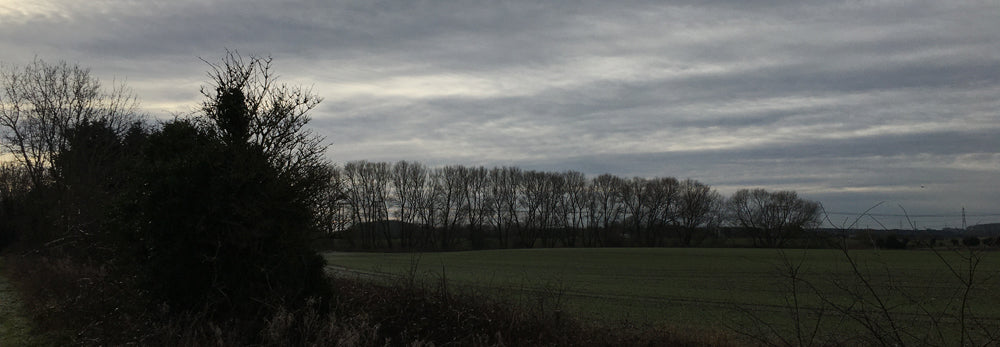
left=110, top=120, right=330, bottom=317
left=5, top=255, right=152, bottom=345
left=875, top=235, right=908, bottom=249
left=983, top=237, right=996, bottom=247
left=962, top=236, right=981, bottom=247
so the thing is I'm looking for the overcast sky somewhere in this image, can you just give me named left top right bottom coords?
left=2, top=0, right=998, bottom=228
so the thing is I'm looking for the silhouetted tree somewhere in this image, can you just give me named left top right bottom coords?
left=726, top=188, right=821, bottom=248
left=487, top=166, right=522, bottom=248
left=342, top=160, right=391, bottom=248
left=459, top=166, right=490, bottom=249
left=675, top=179, right=722, bottom=246
left=314, top=164, right=349, bottom=236
left=48, top=119, right=145, bottom=255
left=644, top=177, right=679, bottom=246
left=104, top=52, right=333, bottom=317
left=391, top=161, right=427, bottom=249
left=0, top=59, right=140, bottom=249
left=324, top=162, right=826, bottom=251
left=621, top=177, right=677, bottom=246
left=114, top=119, right=330, bottom=317
left=519, top=171, right=558, bottom=248
left=562, top=171, right=589, bottom=247
left=435, top=166, right=468, bottom=249
left=201, top=50, right=330, bottom=221
left=0, top=58, right=138, bottom=187
left=589, top=174, right=626, bottom=246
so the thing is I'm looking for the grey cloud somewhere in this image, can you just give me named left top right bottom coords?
left=2, top=0, right=998, bottom=224
left=727, top=129, right=1000, bottom=159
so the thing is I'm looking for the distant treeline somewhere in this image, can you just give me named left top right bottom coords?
left=324, top=161, right=822, bottom=250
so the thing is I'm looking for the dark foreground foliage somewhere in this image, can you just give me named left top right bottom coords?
left=0, top=54, right=336, bottom=341
left=110, top=120, right=331, bottom=317
left=3, top=252, right=734, bottom=346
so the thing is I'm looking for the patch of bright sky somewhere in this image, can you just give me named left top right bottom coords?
left=316, top=54, right=755, bottom=101
left=0, top=0, right=64, bottom=21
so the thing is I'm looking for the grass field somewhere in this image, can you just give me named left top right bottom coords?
left=0, top=257, right=40, bottom=346
left=323, top=247, right=1000, bottom=342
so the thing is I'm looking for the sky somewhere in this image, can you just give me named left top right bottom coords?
left=2, top=0, right=998, bottom=229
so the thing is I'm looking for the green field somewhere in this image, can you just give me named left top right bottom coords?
left=323, top=248, right=1000, bottom=342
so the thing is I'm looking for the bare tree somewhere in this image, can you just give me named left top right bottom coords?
left=675, top=178, right=722, bottom=246
left=416, top=168, right=443, bottom=248
left=459, top=166, right=491, bottom=249
left=589, top=174, right=626, bottom=246
left=616, top=176, right=679, bottom=247
left=432, top=166, right=468, bottom=249
left=487, top=166, right=522, bottom=248
left=342, top=161, right=391, bottom=248
left=643, top=177, right=679, bottom=246
left=314, top=164, right=350, bottom=236
left=391, top=161, right=427, bottom=249
left=726, top=188, right=821, bottom=248
left=517, top=170, right=562, bottom=248
left=561, top=171, right=589, bottom=247
left=0, top=58, right=139, bottom=187
left=538, top=172, right=566, bottom=248
left=201, top=51, right=328, bottom=196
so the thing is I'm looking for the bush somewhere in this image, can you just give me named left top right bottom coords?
left=5, top=255, right=153, bottom=345
left=962, top=236, right=981, bottom=247
left=110, top=120, right=330, bottom=317
left=875, top=235, right=908, bottom=249
left=983, top=237, right=996, bottom=247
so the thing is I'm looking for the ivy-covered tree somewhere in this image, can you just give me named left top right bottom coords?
left=200, top=50, right=329, bottom=207
left=107, top=52, right=334, bottom=317
left=114, top=123, right=331, bottom=318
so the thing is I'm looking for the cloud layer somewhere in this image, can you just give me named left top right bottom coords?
left=2, top=0, right=998, bottom=228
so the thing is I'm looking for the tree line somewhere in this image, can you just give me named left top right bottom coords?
left=328, top=161, right=822, bottom=250
left=0, top=55, right=823, bottom=260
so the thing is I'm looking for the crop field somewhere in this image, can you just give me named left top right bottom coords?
left=323, top=248, right=1000, bottom=340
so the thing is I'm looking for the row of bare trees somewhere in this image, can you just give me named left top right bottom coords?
left=327, top=161, right=822, bottom=250
left=0, top=58, right=821, bottom=253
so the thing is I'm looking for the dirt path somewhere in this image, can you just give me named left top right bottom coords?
left=0, top=257, right=37, bottom=346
